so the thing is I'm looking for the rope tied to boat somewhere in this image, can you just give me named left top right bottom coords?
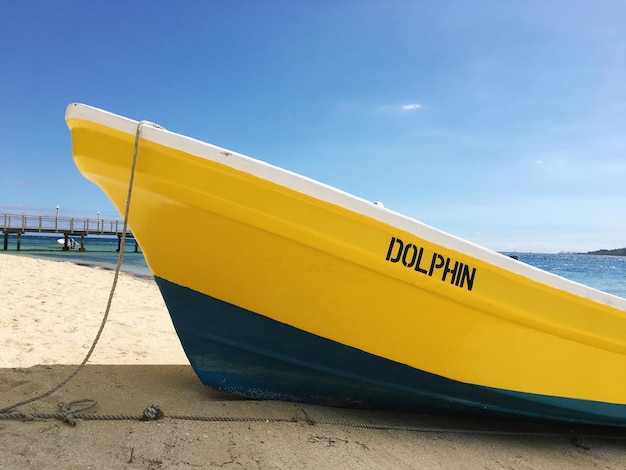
left=0, top=120, right=149, bottom=415
left=1, top=402, right=624, bottom=443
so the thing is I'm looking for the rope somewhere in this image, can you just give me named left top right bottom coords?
left=0, top=121, right=148, bottom=414
left=1, top=403, right=624, bottom=440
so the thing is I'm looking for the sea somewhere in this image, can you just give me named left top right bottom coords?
left=2, top=234, right=150, bottom=278
left=2, top=234, right=625, bottom=299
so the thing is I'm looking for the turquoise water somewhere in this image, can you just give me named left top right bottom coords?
left=2, top=234, right=150, bottom=278
left=2, top=235, right=625, bottom=299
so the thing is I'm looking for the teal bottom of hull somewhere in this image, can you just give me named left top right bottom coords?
left=155, top=277, right=626, bottom=427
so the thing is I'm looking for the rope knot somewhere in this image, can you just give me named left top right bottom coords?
left=142, top=404, right=164, bottom=421
left=58, top=399, right=97, bottom=426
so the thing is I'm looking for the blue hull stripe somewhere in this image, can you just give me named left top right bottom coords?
left=155, top=277, right=626, bottom=427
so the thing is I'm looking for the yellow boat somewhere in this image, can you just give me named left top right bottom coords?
left=66, top=103, right=626, bottom=426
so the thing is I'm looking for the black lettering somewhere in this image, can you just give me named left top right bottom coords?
left=428, top=253, right=445, bottom=276
left=386, top=237, right=403, bottom=263
left=442, top=258, right=459, bottom=283
left=454, top=262, right=464, bottom=286
left=384, top=235, right=477, bottom=291
left=414, top=246, right=428, bottom=274
left=402, top=244, right=417, bottom=268
left=460, top=265, right=476, bottom=291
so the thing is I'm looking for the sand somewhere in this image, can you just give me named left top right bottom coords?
left=1, top=253, right=625, bottom=469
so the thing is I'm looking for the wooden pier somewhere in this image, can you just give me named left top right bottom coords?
left=1, top=214, right=137, bottom=252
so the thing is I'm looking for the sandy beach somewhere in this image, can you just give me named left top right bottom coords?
left=1, top=253, right=625, bottom=469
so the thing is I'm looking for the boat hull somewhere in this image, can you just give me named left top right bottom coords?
left=66, top=103, right=626, bottom=427
left=156, top=276, right=626, bottom=426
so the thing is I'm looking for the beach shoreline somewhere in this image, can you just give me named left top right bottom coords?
left=0, top=233, right=151, bottom=279
left=1, top=253, right=626, bottom=469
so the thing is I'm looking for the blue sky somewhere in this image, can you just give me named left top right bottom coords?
left=1, top=1, right=625, bottom=253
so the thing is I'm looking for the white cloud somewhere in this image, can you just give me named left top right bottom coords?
left=374, top=103, right=423, bottom=114
left=401, top=103, right=422, bottom=111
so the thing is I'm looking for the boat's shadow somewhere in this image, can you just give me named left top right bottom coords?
left=1, top=364, right=624, bottom=445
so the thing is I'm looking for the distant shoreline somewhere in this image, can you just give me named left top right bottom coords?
left=586, top=247, right=626, bottom=256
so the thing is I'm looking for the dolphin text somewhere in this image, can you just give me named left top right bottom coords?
left=385, top=236, right=477, bottom=291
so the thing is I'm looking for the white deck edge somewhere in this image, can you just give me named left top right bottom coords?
left=66, top=103, right=626, bottom=311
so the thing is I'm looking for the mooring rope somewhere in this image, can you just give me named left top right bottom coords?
left=0, top=121, right=148, bottom=414
left=1, top=401, right=624, bottom=442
